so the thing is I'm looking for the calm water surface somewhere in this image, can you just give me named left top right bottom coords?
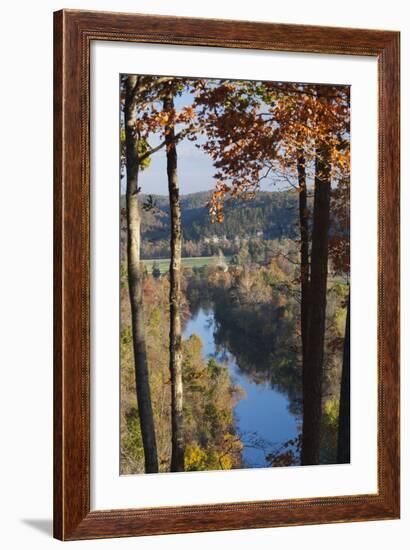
left=183, top=307, right=299, bottom=468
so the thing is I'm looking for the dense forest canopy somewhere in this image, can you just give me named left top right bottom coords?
left=139, top=190, right=299, bottom=240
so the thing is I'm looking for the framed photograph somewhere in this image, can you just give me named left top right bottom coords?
left=54, top=9, right=400, bottom=540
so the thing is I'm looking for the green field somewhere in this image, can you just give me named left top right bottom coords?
left=142, top=256, right=215, bottom=274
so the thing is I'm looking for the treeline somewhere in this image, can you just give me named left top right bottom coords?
left=121, top=189, right=347, bottom=263
left=120, top=190, right=301, bottom=259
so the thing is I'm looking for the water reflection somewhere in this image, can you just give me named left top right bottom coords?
left=183, top=306, right=300, bottom=467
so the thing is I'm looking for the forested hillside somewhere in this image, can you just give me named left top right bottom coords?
left=143, top=190, right=299, bottom=240
left=120, top=190, right=305, bottom=259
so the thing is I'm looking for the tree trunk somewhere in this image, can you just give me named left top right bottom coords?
left=164, top=91, right=185, bottom=472
left=124, top=76, right=158, bottom=473
left=297, top=151, right=310, bottom=367
left=337, top=295, right=350, bottom=463
left=301, top=143, right=331, bottom=466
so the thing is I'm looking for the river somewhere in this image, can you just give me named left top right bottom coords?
left=182, top=306, right=300, bottom=468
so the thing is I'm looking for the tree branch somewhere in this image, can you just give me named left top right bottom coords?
left=139, top=124, right=205, bottom=162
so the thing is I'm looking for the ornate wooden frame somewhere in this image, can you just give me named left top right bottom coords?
left=53, top=9, right=400, bottom=540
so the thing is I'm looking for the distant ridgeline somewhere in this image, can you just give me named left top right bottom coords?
left=119, top=189, right=349, bottom=261
left=135, top=191, right=300, bottom=237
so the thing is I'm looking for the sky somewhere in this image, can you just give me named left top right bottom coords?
left=139, top=136, right=216, bottom=196
left=121, top=132, right=293, bottom=197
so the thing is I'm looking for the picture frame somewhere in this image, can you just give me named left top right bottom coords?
left=53, top=9, right=400, bottom=541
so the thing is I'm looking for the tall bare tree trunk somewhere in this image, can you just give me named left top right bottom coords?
left=297, top=150, right=310, bottom=368
left=301, top=143, right=331, bottom=466
left=124, top=76, right=158, bottom=473
left=164, top=91, right=185, bottom=472
left=337, top=295, right=350, bottom=463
